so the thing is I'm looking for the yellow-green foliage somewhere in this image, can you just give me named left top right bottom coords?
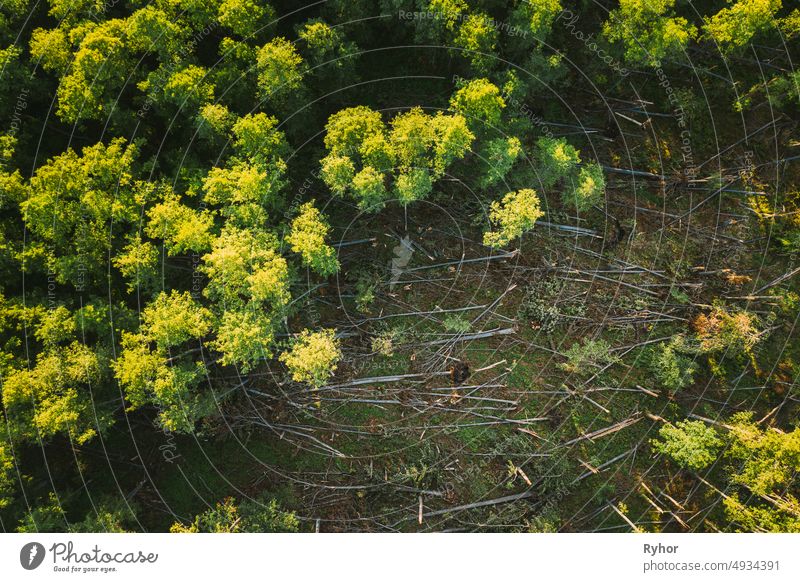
left=604, top=0, right=696, bottom=66
left=113, top=234, right=159, bottom=293
left=320, top=105, right=473, bottom=210
left=0, top=438, right=15, bottom=509
left=114, top=291, right=213, bottom=432
left=218, top=0, right=275, bottom=37
left=651, top=420, right=723, bottom=470
left=513, top=0, right=562, bottom=38
left=727, top=412, right=800, bottom=496
left=453, top=14, right=499, bottom=73
left=705, top=0, right=782, bottom=54
left=145, top=194, right=215, bottom=256
left=722, top=413, right=800, bottom=531
left=693, top=305, right=762, bottom=355
left=212, top=309, right=277, bottom=372
left=21, top=138, right=139, bottom=286
left=569, top=163, right=606, bottom=212
left=3, top=342, right=108, bottom=444
left=449, top=78, right=506, bottom=128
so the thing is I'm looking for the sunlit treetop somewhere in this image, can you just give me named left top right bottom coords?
left=727, top=412, right=800, bottom=496
left=287, top=202, right=340, bottom=277
left=232, top=113, right=288, bottom=159
left=297, top=18, right=357, bottom=79
left=256, top=36, right=307, bottom=106
left=125, top=6, right=189, bottom=57
left=320, top=154, right=356, bottom=197
left=53, top=18, right=129, bottom=122
left=211, top=308, right=278, bottom=372
left=427, top=0, right=468, bottom=31
left=535, top=136, right=580, bottom=189
left=319, top=105, right=473, bottom=211
left=603, top=0, right=697, bottom=66
left=112, top=234, right=160, bottom=294
left=567, top=163, right=605, bottom=212
left=279, top=328, right=341, bottom=389
left=431, top=112, right=474, bottom=174
left=203, top=162, right=286, bottom=226
left=195, top=103, right=236, bottom=142
left=2, top=340, right=111, bottom=444
left=201, top=226, right=290, bottom=309
left=651, top=420, right=723, bottom=471
left=389, top=107, right=436, bottom=170
left=350, top=165, right=388, bottom=211
left=202, top=112, right=289, bottom=226
left=34, top=305, right=75, bottom=348
left=394, top=168, right=433, bottom=206
left=114, top=290, right=214, bottom=432
left=411, top=1, right=500, bottom=73
left=159, top=65, right=215, bottom=113
left=483, top=188, right=545, bottom=248
left=29, top=27, right=71, bottom=74
left=114, top=329, right=211, bottom=433
left=21, top=138, right=140, bottom=288
left=479, top=136, right=523, bottom=189
left=30, top=0, right=227, bottom=122
left=359, top=132, right=395, bottom=174
left=145, top=193, right=215, bottom=256
left=704, top=0, right=782, bottom=54
left=512, top=0, right=562, bottom=39
left=453, top=14, right=499, bottom=73
left=47, top=0, right=105, bottom=24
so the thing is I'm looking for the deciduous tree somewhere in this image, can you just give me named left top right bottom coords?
left=483, top=189, right=544, bottom=248
left=651, top=420, right=723, bottom=470
left=280, top=329, right=341, bottom=389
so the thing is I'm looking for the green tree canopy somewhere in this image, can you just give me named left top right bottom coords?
left=287, top=202, right=339, bottom=276
left=320, top=106, right=473, bottom=211
left=280, top=329, right=341, bottom=389
left=483, top=188, right=544, bottom=248
left=171, top=497, right=298, bottom=532
left=604, top=0, right=696, bottom=66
